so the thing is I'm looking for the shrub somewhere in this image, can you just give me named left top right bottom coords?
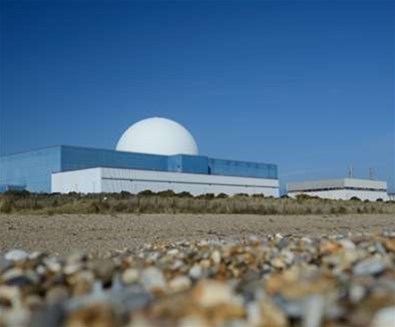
left=296, top=194, right=313, bottom=201
left=234, top=193, right=249, bottom=198
left=216, top=193, right=228, bottom=199
left=4, top=190, right=30, bottom=198
left=197, top=193, right=215, bottom=200
left=0, top=198, right=14, bottom=214
left=138, top=190, right=155, bottom=196
left=119, top=191, right=133, bottom=199
left=350, top=196, right=361, bottom=201
left=252, top=193, right=264, bottom=198
left=177, top=191, right=193, bottom=198
left=157, top=190, right=176, bottom=197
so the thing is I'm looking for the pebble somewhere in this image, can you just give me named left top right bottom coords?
left=193, top=280, right=235, bottom=308
left=353, top=257, right=386, bottom=276
left=4, top=249, right=28, bottom=262
left=141, top=267, right=166, bottom=293
left=45, top=286, right=70, bottom=304
left=168, top=275, right=191, bottom=293
left=211, top=250, right=221, bottom=264
left=122, top=268, right=139, bottom=285
left=370, top=306, right=395, bottom=327
left=189, top=264, right=203, bottom=279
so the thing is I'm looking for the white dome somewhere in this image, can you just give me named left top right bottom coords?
left=116, top=117, right=199, bottom=156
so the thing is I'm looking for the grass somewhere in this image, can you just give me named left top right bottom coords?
left=0, top=190, right=394, bottom=216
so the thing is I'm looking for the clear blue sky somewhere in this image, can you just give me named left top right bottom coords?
left=1, top=0, right=394, bottom=192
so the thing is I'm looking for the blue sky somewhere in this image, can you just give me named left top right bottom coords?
left=1, top=0, right=394, bottom=191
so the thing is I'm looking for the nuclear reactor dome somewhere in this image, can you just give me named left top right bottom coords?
left=116, top=117, right=199, bottom=156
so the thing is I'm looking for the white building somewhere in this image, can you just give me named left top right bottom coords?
left=52, top=167, right=279, bottom=196
left=287, top=178, right=389, bottom=201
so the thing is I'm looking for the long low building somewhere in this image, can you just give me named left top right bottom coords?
left=0, top=146, right=279, bottom=196
left=52, top=167, right=279, bottom=196
left=0, top=117, right=279, bottom=196
left=287, top=178, right=389, bottom=201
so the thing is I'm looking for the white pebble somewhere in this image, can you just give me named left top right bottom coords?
left=5, top=249, right=28, bottom=262
left=371, top=306, right=395, bottom=327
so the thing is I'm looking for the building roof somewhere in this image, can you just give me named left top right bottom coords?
left=287, top=178, right=388, bottom=192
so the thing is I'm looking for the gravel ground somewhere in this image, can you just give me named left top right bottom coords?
left=0, top=214, right=394, bottom=256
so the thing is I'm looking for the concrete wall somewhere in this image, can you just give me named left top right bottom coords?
left=288, top=189, right=389, bottom=201
left=52, top=167, right=280, bottom=197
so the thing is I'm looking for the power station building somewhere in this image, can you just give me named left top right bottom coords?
left=287, top=178, right=389, bottom=201
left=0, top=118, right=279, bottom=196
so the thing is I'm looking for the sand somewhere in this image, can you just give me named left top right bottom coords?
left=0, top=213, right=394, bottom=256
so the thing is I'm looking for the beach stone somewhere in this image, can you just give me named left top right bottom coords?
left=349, top=284, right=366, bottom=303
left=122, top=268, right=139, bottom=285
left=46, top=286, right=70, bottom=304
left=0, top=285, right=21, bottom=308
left=271, top=257, right=286, bottom=269
left=261, top=298, right=288, bottom=327
left=3, top=268, right=39, bottom=287
left=89, top=259, right=115, bottom=286
left=1, top=308, right=31, bottom=327
left=179, top=315, right=210, bottom=327
left=353, top=257, right=386, bottom=276
left=64, top=262, right=82, bottom=275
left=211, top=250, right=221, bottom=264
left=24, top=294, right=44, bottom=310
left=189, top=264, right=203, bottom=279
left=141, top=267, right=166, bottom=293
left=5, top=249, right=28, bottom=262
left=370, top=306, right=395, bottom=327
left=44, top=257, right=62, bottom=273
left=168, top=275, right=191, bottom=293
left=303, top=295, right=325, bottom=327
left=193, top=280, right=234, bottom=308
left=66, top=303, right=120, bottom=327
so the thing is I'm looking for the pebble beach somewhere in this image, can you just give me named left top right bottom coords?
left=1, top=214, right=395, bottom=327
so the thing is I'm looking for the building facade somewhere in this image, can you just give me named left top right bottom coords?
left=0, top=145, right=279, bottom=196
left=52, top=167, right=279, bottom=196
left=287, top=178, right=389, bottom=201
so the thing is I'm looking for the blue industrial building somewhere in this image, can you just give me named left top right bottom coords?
left=0, top=145, right=278, bottom=193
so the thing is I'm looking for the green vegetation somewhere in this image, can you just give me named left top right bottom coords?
left=0, top=190, right=394, bottom=215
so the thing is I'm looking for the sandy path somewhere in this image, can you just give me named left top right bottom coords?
left=0, top=214, right=394, bottom=255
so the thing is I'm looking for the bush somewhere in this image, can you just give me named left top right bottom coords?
left=138, top=190, right=155, bottom=196
left=216, top=193, right=228, bottom=199
left=197, top=193, right=215, bottom=200
left=119, top=191, right=133, bottom=199
left=296, top=194, right=314, bottom=201
left=157, top=190, right=176, bottom=197
left=3, top=190, right=30, bottom=198
left=350, top=196, right=361, bottom=201
left=0, top=198, right=14, bottom=214
left=252, top=193, right=264, bottom=198
left=176, top=191, right=193, bottom=198
left=234, top=193, right=249, bottom=198
left=0, top=190, right=394, bottom=215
